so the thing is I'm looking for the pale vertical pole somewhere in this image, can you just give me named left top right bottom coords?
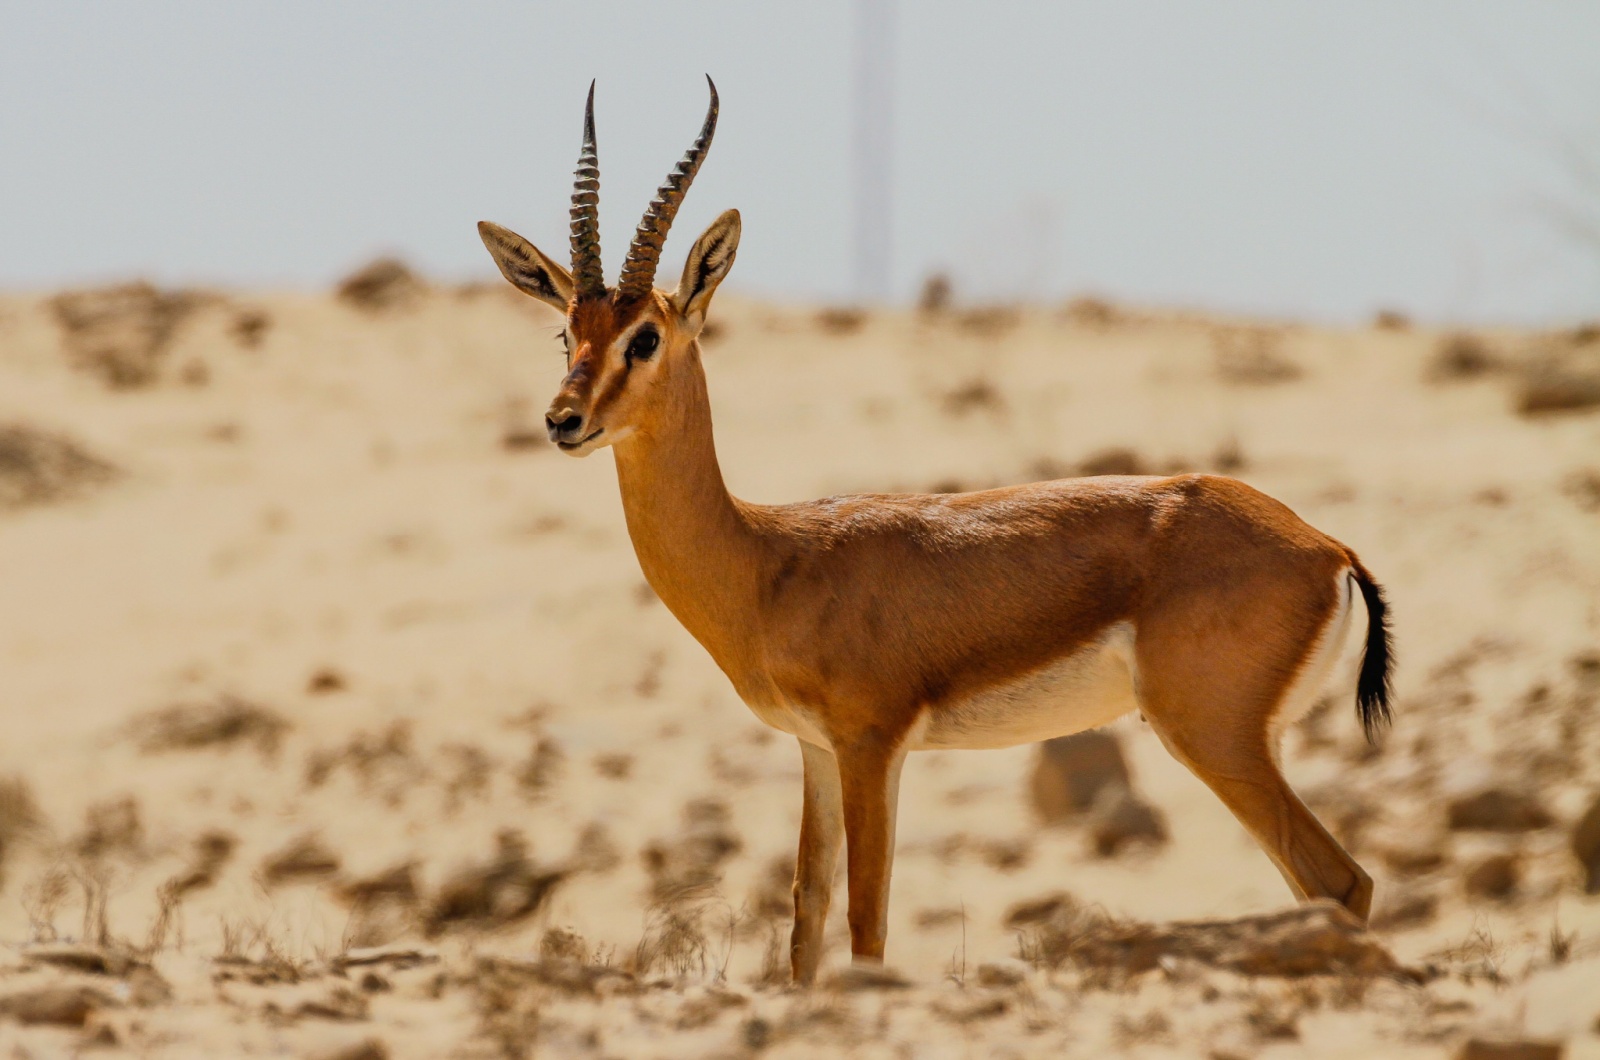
left=852, top=0, right=894, bottom=302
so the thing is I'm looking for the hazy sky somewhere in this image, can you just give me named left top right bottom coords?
left=2, top=2, right=1597, bottom=323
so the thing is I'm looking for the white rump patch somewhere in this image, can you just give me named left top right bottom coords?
left=1268, top=568, right=1360, bottom=758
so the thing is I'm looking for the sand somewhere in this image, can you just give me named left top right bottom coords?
left=0, top=276, right=1597, bottom=1057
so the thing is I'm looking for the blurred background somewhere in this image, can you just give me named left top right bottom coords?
left=2, top=1, right=1598, bottom=322
left=1, top=5, right=1599, bottom=1056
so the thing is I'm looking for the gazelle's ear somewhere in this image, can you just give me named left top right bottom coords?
left=673, top=209, right=740, bottom=330
left=478, top=221, right=573, bottom=310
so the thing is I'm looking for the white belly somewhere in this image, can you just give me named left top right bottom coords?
left=914, top=622, right=1140, bottom=750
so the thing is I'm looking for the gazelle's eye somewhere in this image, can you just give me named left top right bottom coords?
left=558, top=331, right=572, bottom=356
left=625, top=327, right=659, bottom=364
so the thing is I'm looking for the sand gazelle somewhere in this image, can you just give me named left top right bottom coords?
left=477, top=79, right=1395, bottom=984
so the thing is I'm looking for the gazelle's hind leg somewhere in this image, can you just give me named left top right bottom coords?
left=1147, top=718, right=1372, bottom=919
left=1135, top=577, right=1373, bottom=921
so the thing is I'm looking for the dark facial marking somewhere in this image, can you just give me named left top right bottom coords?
left=625, top=326, right=660, bottom=366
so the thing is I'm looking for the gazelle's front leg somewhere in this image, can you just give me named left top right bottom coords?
left=791, top=739, right=844, bottom=984
left=836, top=733, right=910, bottom=965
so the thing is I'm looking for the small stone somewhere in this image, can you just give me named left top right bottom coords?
left=22, top=944, right=135, bottom=976
left=1377, top=841, right=1449, bottom=876
left=1030, top=730, right=1131, bottom=824
left=1088, top=787, right=1168, bottom=857
left=311, top=1038, right=390, bottom=1060
left=1463, top=853, right=1520, bottom=900
left=1447, top=788, right=1554, bottom=833
left=1456, top=1039, right=1564, bottom=1060
left=1370, top=890, right=1438, bottom=930
left=826, top=963, right=911, bottom=991
left=974, top=958, right=1029, bottom=988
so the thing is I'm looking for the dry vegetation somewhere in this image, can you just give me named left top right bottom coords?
left=0, top=278, right=1595, bottom=1056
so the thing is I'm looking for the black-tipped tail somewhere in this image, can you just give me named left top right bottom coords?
left=1350, top=563, right=1394, bottom=743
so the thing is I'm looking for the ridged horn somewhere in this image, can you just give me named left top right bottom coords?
left=616, top=76, right=720, bottom=299
left=569, top=81, right=605, bottom=300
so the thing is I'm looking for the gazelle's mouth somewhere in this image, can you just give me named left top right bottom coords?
left=556, top=427, right=604, bottom=454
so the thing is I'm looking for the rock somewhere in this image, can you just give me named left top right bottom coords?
left=826, top=963, right=911, bottom=991
left=1030, top=731, right=1131, bottom=824
left=1456, top=1039, right=1564, bottom=1060
left=1088, top=786, right=1168, bottom=856
left=1003, top=892, right=1075, bottom=930
left=0, top=984, right=112, bottom=1027
left=1464, top=853, right=1520, bottom=900
left=133, top=695, right=288, bottom=756
left=1378, top=841, right=1449, bottom=876
left=1026, top=899, right=1405, bottom=979
left=262, top=833, right=342, bottom=885
left=974, top=958, right=1029, bottom=988
left=0, top=426, right=118, bottom=510
left=22, top=943, right=138, bottom=976
left=1570, top=793, right=1600, bottom=894
left=1447, top=788, right=1553, bottom=833
left=1370, top=890, right=1438, bottom=930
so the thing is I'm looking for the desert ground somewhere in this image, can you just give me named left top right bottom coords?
left=0, top=265, right=1598, bottom=1058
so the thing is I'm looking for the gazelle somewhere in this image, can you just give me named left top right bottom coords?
left=478, top=79, right=1395, bottom=984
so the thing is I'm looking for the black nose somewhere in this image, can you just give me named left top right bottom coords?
left=546, top=410, right=585, bottom=442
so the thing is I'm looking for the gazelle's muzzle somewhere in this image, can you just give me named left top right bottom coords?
left=546, top=343, right=600, bottom=450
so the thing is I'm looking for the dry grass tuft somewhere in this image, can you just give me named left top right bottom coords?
left=0, top=775, right=44, bottom=886
left=336, top=258, right=426, bottom=312
left=642, top=798, right=743, bottom=898
left=0, top=425, right=118, bottom=510
left=50, top=282, right=206, bottom=387
left=1214, top=327, right=1302, bottom=385
left=146, top=830, right=236, bottom=954
left=1427, top=334, right=1503, bottom=382
left=422, top=830, right=565, bottom=938
left=133, top=694, right=288, bottom=756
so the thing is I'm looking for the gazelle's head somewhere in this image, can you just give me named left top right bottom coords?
left=478, top=79, right=739, bottom=457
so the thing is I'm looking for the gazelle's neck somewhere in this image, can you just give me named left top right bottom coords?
left=610, top=347, right=765, bottom=670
